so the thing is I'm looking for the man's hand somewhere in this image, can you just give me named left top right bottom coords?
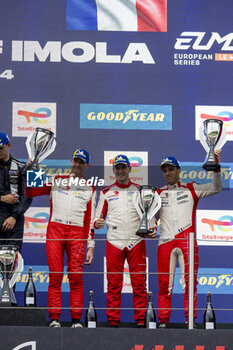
left=95, top=214, right=105, bottom=229
left=214, top=149, right=221, bottom=162
left=147, top=226, right=157, bottom=239
left=84, top=247, right=94, bottom=265
left=1, top=194, right=19, bottom=204
left=2, top=216, right=16, bottom=231
left=27, top=157, right=33, bottom=167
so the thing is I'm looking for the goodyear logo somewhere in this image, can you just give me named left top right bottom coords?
left=80, top=103, right=172, bottom=130
left=173, top=267, right=233, bottom=294
left=15, top=265, right=70, bottom=292
left=180, top=162, right=233, bottom=188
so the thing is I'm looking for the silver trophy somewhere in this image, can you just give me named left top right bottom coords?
left=0, top=246, right=24, bottom=306
left=25, top=127, right=56, bottom=170
left=199, top=119, right=226, bottom=171
left=133, top=185, right=161, bottom=237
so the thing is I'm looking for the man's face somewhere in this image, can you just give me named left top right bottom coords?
left=162, top=165, right=180, bottom=185
left=113, top=163, right=131, bottom=184
left=70, top=157, right=88, bottom=177
left=0, top=144, right=10, bottom=162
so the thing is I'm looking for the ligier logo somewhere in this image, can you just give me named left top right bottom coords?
left=80, top=104, right=172, bottom=130
left=195, top=106, right=233, bottom=140
left=12, top=102, right=56, bottom=137
left=25, top=212, right=49, bottom=229
left=196, top=210, right=233, bottom=246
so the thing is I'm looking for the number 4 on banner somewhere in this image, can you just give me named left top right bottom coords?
left=0, top=69, right=14, bottom=80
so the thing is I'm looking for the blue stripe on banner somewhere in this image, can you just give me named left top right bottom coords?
left=66, top=0, right=98, bottom=30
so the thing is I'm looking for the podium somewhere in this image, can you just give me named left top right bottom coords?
left=0, top=308, right=47, bottom=326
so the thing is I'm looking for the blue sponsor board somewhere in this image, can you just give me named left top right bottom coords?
left=80, top=104, right=172, bottom=130
left=22, top=160, right=233, bottom=189
left=180, top=162, right=233, bottom=189
left=173, top=267, right=233, bottom=294
left=15, top=265, right=70, bottom=292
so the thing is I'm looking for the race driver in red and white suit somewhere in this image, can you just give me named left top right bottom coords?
left=157, top=151, right=222, bottom=328
left=25, top=149, right=96, bottom=328
left=94, top=154, right=156, bottom=327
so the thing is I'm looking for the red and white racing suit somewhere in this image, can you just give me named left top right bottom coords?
left=157, top=172, right=222, bottom=323
left=25, top=174, right=96, bottom=320
left=94, top=181, right=152, bottom=325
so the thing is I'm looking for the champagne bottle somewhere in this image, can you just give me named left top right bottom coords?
left=203, top=292, right=216, bottom=329
left=24, top=267, right=36, bottom=307
left=144, top=291, right=156, bottom=329
left=85, top=290, right=97, bottom=328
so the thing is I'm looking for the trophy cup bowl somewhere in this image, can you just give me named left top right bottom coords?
left=25, top=127, right=56, bottom=171
left=135, top=185, right=157, bottom=237
left=202, top=119, right=223, bottom=171
left=0, top=245, right=18, bottom=306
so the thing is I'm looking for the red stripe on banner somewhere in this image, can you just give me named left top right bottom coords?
left=136, top=0, right=167, bottom=32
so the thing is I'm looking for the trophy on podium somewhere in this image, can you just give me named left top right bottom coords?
left=25, top=127, right=56, bottom=171
left=133, top=185, right=161, bottom=237
left=0, top=246, right=24, bottom=306
left=199, top=118, right=226, bottom=171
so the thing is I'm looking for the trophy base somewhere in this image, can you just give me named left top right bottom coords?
left=136, top=229, right=153, bottom=237
left=203, top=162, right=220, bottom=172
left=0, top=285, right=18, bottom=307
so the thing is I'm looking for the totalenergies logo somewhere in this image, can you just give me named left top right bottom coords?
left=25, top=212, right=49, bottom=229
left=17, top=107, right=51, bottom=124
left=202, top=215, right=233, bottom=232
left=109, top=156, right=143, bottom=173
left=201, top=110, right=233, bottom=128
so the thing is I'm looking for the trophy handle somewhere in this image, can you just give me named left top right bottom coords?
left=132, top=191, right=144, bottom=219
left=25, top=128, right=56, bottom=167
left=199, top=121, right=227, bottom=153
left=9, top=252, right=24, bottom=289
left=147, top=192, right=161, bottom=221
left=136, top=212, right=153, bottom=237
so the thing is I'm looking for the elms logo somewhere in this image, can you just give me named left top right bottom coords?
left=12, top=102, right=56, bottom=137
left=195, top=105, right=233, bottom=141
left=80, top=103, right=172, bottom=130
left=196, top=210, right=233, bottom=246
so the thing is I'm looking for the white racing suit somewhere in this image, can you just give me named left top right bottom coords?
left=157, top=172, right=222, bottom=323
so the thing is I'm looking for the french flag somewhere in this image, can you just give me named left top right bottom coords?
left=66, top=0, right=167, bottom=32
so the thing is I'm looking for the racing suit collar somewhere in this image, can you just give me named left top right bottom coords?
left=167, top=180, right=181, bottom=189
left=115, top=180, right=132, bottom=189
